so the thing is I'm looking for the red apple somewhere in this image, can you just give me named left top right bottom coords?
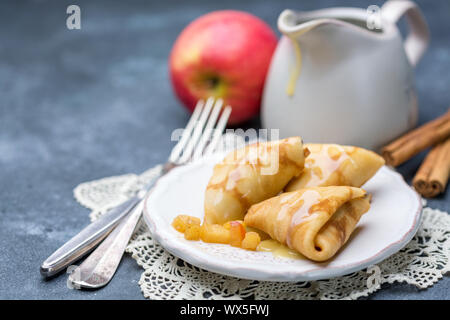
left=169, top=10, right=277, bottom=124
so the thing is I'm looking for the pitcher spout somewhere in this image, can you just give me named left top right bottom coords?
left=278, top=8, right=388, bottom=39
left=278, top=9, right=333, bottom=38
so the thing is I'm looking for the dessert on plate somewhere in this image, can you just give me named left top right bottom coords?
left=172, top=138, right=384, bottom=262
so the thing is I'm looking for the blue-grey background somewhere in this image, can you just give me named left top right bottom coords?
left=0, top=0, right=448, bottom=299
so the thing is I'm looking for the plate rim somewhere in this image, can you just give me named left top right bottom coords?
left=143, top=161, right=423, bottom=282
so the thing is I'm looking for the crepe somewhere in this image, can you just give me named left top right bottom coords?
left=285, top=144, right=384, bottom=191
left=244, top=186, right=370, bottom=261
left=204, top=137, right=308, bottom=224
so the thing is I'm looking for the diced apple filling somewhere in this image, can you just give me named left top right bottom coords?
left=172, top=215, right=201, bottom=233
left=229, top=221, right=246, bottom=247
left=200, top=223, right=230, bottom=244
left=223, top=220, right=246, bottom=230
left=184, top=225, right=201, bottom=240
left=172, top=215, right=261, bottom=251
left=241, top=232, right=261, bottom=251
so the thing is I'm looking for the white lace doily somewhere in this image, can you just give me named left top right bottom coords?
left=74, top=164, right=450, bottom=300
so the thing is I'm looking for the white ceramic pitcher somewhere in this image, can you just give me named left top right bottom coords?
left=261, top=0, right=429, bottom=150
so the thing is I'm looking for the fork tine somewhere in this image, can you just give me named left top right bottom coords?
left=168, top=100, right=204, bottom=163
left=177, top=97, right=215, bottom=163
left=204, top=105, right=232, bottom=157
left=192, top=98, right=224, bottom=160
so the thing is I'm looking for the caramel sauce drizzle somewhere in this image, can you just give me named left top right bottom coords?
left=285, top=189, right=321, bottom=248
left=303, top=145, right=356, bottom=187
left=257, top=239, right=304, bottom=260
left=286, top=35, right=303, bottom=97
left=207, top=140, right=305, bottom=212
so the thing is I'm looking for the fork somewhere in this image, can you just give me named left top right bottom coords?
left=41, top=97, right=230, bottom=278
left=65, top=97, right=231, bottom=288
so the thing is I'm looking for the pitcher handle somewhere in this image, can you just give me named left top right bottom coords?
left=381, top=0, right=429, bottom=67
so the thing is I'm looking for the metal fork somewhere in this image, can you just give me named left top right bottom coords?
left=64, top=97, right=231, bottom=288
left=41, top=97, right=230, bottom=278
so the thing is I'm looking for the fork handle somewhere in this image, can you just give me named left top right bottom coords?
left=40, top=165, right=167, bottom=278
left=40, top=196, right=141, bottom=277
left=68, top=199, right=145, bottom=288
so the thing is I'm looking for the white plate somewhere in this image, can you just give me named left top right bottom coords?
left=143, top=153, right=422, bottom=282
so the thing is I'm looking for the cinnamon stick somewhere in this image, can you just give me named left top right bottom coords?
left=413, top=137, right=450, bottom=197
left=381, top=109, right=450, bottom=166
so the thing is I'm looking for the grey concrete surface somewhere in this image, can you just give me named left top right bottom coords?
left=0, top=0, right=448, bottom=299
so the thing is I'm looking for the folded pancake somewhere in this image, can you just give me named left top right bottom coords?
left=285, top=144, right=384, bottom=191
left=244, top=186, right=370, bottom=262
left=204, top=137, right=308, bottom=225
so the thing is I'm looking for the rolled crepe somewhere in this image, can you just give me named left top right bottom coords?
left=204, top=137, right=307, bottom=224
left=244, top=186, right=370, bottom=262
left=285, top=144, right=384, bottom=191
